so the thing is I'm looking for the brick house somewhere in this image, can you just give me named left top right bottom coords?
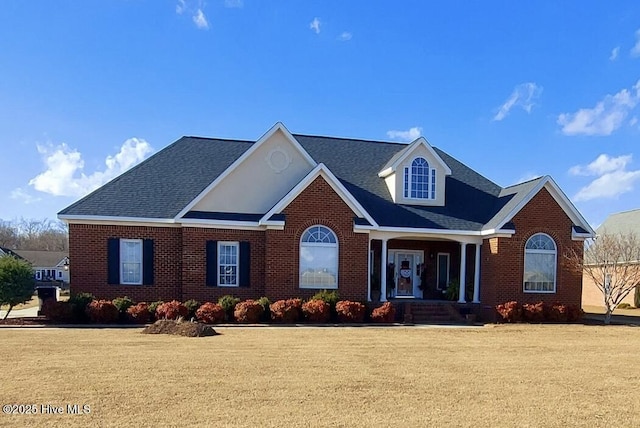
left=58, top=123, right=594, bottom=319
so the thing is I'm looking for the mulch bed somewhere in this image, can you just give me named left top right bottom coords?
left=0, top=316, right=50, bottom=326
left=141, top=319, right=218, bottom=337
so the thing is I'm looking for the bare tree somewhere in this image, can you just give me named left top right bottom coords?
left=566, top=232, right=640, bottom=324
left=0, top=218, right=68, bottom=251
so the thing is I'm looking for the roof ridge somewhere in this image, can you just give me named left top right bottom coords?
left=293, top=133, right=410, bottom=146
left=182, top=136, right=255, bottom=143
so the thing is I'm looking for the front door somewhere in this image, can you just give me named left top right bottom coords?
left=389, top=251, right=423, bottom=297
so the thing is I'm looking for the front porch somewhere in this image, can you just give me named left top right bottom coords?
left=367, top=234, right=482, bottom=304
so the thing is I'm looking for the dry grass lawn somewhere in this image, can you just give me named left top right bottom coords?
left=0, top=325, right=639, bottom=427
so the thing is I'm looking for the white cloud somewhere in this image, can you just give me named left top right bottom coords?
left=193, top=9, right=209, bottom=29
left=631, top=29, right=640, bottom=57
left=28, top=138, right=154, bottom=198
left=569, top=154, right=640, bottom=201
left=610, top=46, right=620, bottom=61
left=493, top=82, right=542, bottom=121
left=630, top=116, right=638, bottom=126
left=386, top=127, right=422, bottom=142
left=224, top=0, right=243, bottom=7
left=337, top=32, right=352, bottom=41
left=309, top=17, right=321, bottom=34
left=10, top=188, right=41, bottom=204
left=557, top=80, right=640, bottom=136
left=176, top=0, right=186, bottom=14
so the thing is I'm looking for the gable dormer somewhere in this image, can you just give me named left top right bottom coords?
left=378, top=137, right=451, bottom=206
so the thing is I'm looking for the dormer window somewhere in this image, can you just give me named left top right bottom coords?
left=403, top=157, right=436, bottom=200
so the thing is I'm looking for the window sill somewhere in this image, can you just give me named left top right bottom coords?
left=299, top=285, right=338, bottom=290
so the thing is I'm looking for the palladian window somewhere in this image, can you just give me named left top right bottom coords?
left=403, top=157, right=435, bottom=199
left=299, top=225, right=338, bottom=289
left=523, top=233, right=557, bottom=293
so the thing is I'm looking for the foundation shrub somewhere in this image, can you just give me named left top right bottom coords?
left=68, top=292, right=95, bottom=322
left=617, top=303, right=632, bottom=310
left=302, top=299, right=331, bottom=323
left=565, top=304, right=584, bottom=322
left=371, top=302, right=396, bottom=323
left=148, top=300, right=164, bottom=321
left=183, top=299, right=201, bottom=320
left=548, top=303, right=569, bottom=322
left=41, top=300, right=74, bottom=323
left=218, top=295, right=241, bottom=321
left=335, top=300, right=366, bottom=323
left=496, top=301, right=523, bottom=323
left=112, top=296, right=135, bottom=313
left=127, top=302, right=151, bottom=324
left=256, top=297, right=271, bottom=322
left=156, top=300, right=188, bottom=320
left=86, top=300, right=119, bottom=324
left=270, top=299, right=302, bottom=323
left=234, top=300, right=264, bottom=323
left=522, top=302, right=546, bottom=323
left=196, top=302, right=225, bottom=324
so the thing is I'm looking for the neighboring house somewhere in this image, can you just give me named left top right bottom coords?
left=0, top=247, right=23, bottom=259
left=12, top=250, right=70, bottom=286
left=58, top=123, right=594, bottom=319
left=582, top=209, right=640, bottom=308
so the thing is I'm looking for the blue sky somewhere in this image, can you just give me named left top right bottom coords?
left=1, top=0, right=639, bottom=227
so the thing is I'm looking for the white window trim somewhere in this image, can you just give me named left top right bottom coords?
left=299, top=226, right=339, bottom=290
left=403, top=157, right=436, bottom=201
left=523, top=233, right=557, bottom=294
left=218, top=241, right=239, bottom=287
left=120, top=238, right=143, bottom=285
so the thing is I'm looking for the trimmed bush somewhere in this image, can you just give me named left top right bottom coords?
left=270, top=299, right=302, bottom=323
left=335, top=300, right=366, bottom=323
left=112, top=296, right=135, bottom=313
left=256, top=297, right=271, bottom=322
left=522, top=302, right=546, bottom=323
left=566, top=304, right=584, bottom=322
left=68, top=292, right=95, bottom=322
left=148, top=300, right=164, bottom=321
left=496, top=301, right=522, bottom=323
left=548, top=303, right=568, bottom=322
left=302, top=299, right=331, bottom=323
left=41, top=300, right=74, bottom=323
left=371, top=302, right=396, bottom=323
left=86, top=300, right=119, bottom=324
left=617, top=302, right=632, bottom=310
left=234, top=300, right=264, bottom=323
left=156, top=300, right=189, bottom=320
left=127, top=302, right=151, bottom=324
left=311, top=290, right=340, bottom=308
left=218, top=295, right=241, bottom=321
left=183, top=299, right=201, bottom=320
left=196, top=302, right=225, bottom=324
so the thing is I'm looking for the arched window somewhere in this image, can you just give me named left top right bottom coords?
left=403, top=157, right=435, bottom=199
left=523, top=233, right=557, bottom=293
left=299, top=225, right=338, bottom=289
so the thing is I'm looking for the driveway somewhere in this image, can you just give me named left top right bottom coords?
left=0, top=306, right=40, bottom=319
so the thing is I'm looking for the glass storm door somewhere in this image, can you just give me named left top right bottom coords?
left=395, top=253, right=415, bottom=297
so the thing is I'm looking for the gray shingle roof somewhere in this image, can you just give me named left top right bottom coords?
left=59, top=132, right=539, bottom=231
left=596, top=209, right=640, bottom=235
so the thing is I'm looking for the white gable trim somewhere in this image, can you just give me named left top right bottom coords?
left=487, top=176, right=595, bottom=237
left=260, top=163, right=379, bottom=228
left=378, top=137, right=452, bottom=178
left=174, top=122, right=317, bottom=220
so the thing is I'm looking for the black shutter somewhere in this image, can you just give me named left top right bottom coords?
left=142, top=239, right=154, bottom=285
left=206, top=240, right=218, bottom=287
left=107, top=238, right=120, bottom=285
left=239, top=241, right=250, bottom=287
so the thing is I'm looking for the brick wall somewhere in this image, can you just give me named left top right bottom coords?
left=265, top=175, right=369, bottom=301
left=180, top=227, right=266, bottom=302
left=68, top=224, right=182, bottom=302
left=480, top=187, right=584, bottom=318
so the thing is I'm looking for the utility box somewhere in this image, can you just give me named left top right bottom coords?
left=36, top=286, right=60, bottom=315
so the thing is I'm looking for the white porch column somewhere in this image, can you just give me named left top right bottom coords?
left=458, top=242, right=467, bottom=303
left=380, top=239, right=388, bottom=302
left=473, top=243, right=481, bottom=303
left=367, top=238, right=372, bottom=302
